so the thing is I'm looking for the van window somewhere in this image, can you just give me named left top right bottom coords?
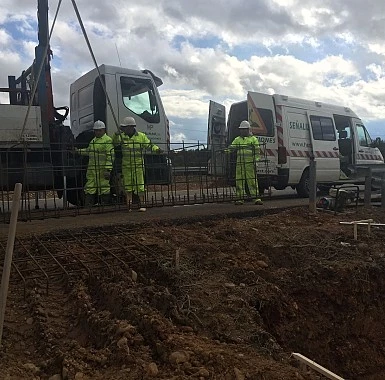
left=356, top=124, right=372, bottom=147
left=310, top=116, right=336, bottom=141
left=121, top=77, right=160, bottom=123
left=227, top=102, right=248, bottom=142
left=338, top=127, right=351, bottom=139
left=249, top=108, right=274, bottom=137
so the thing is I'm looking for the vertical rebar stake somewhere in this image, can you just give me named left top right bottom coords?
left=364, top=168, right=372, bottom=208
left=381, top=173, right=385, bottom=209
left=0, top=183, right=22, bottom=348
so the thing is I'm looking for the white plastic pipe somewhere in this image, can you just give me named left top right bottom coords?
left=292, top=353, right=344, bottom=379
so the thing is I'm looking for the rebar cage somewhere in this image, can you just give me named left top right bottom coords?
left=0, top=141, right=272, bottom=222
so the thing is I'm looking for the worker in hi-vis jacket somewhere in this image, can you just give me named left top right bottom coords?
left=76, top=120, right=114, bottom=207
left=226, top=120, right=263, bottom=205
left=112, top=116, right=161, bottom=212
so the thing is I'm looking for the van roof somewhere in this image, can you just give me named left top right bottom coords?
left=272, top=93, right=359, bottom=118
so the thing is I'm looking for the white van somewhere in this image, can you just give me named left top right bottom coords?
left=208, top=92, right=383, bottom=197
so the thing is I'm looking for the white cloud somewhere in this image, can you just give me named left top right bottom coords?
left=368, top=43, right=385, bottom=57
left=1, top=0, right=385, bottom=141
left=0, top=28, right=11, bottom=44
left=171, top=132, right=187, bottom=143
left=161, top=89, right=209, bottom=118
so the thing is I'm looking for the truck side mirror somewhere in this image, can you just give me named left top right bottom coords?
left=149, top=91, right=156, bottom=112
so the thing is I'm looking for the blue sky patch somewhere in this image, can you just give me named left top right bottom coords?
left=172, top=34, right=223, bottom=50
left=365, top=119, right=385, bottom=139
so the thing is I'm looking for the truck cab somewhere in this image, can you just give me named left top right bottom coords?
left=70, top=65, right=169, bottom=148
left=69, top=65, right=171, bottom=203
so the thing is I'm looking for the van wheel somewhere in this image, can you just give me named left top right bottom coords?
left=296, top=169, right=310, bottom=198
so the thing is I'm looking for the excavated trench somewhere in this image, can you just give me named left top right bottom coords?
left=1, top=207, right=385, bottom=379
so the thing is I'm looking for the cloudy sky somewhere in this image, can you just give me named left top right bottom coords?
left=1, top=0, right=385, bottom=143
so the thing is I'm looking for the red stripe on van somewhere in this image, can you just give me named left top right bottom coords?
left=287, top=150, right=344, bottom=159
left=275, top=105, right=284, bottom=148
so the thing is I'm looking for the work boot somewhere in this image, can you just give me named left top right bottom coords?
left=255, top=198, right=263, bottom=205
left=138, top=194, right=146, bottom=212
left=125, top=192, right=132, bottom=211
left=84, top=194, right=95, bottom=207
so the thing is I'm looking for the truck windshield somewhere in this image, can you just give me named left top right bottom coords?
left=120, top=77, right=160, bottom=123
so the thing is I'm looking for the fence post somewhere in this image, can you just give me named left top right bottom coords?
left=309, top=158, right=317, bottom=214
left=364, top=167, right=372, bottom=208
left=63, top=175, right=67, bottom=210
left=0, top=183, right=22, bottom=348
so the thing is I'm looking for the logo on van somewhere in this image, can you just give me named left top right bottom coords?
left=258, top=137, right=276, bottom=144
left=289, top=121, right=309, bottom=130
left=147, top=124, right=154, bottom=130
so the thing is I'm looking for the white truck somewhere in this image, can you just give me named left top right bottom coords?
left=208, top=92, right=384, bottom=197
left=69, top=65, right=171, bottom=204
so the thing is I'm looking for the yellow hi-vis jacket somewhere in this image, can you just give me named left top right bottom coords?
left=77, top=133, right=114, bottom=195
left=112, top=131, right=159, bottom=193
left=226, top=135, right=260, bottom=199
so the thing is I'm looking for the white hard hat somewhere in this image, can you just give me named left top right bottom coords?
left=93, top=120, right=106, bottom=130
left=120, top=116, right=136, bottom=127
left=239, top=120, right=250, bottom=129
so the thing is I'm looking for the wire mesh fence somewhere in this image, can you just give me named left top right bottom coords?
left=0, top=140, right=273, bottom=222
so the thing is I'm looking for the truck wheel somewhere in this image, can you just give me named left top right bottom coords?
left=296, top=168, right=310, bottom=198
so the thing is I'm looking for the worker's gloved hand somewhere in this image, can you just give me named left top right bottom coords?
left=103, top=170, right=111, bottom=180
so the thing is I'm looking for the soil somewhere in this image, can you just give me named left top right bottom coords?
left=1, top=207, right=385, bottom=379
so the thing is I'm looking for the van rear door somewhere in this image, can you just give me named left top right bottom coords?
left=247, top=92, right=276, bottom=137
left=208, top=100, right=226, bottom=175
left=307, top=112, right=340, bottom=182
left=247, top=92, right=278, bottom=175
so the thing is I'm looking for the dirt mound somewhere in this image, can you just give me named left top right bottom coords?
left=2, top=207, right=385, bottom=379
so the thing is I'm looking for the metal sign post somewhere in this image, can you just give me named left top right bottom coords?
left=309, top=157, right=317, bottom=213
